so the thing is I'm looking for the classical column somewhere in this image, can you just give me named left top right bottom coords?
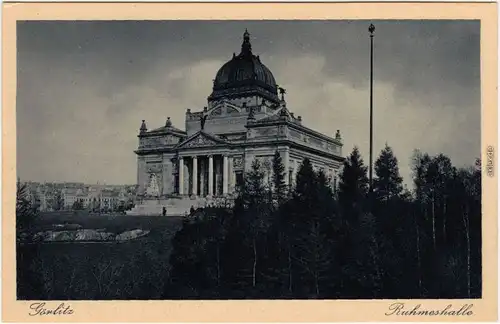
left=162, top=157, right=174, bottom=196
left=192, top=156, right=198, bottom=196
left=208, top=155, right=214, bottom=196
left=178, top=157, right=184, bottom=195
left=223, top=155, right=229, bottom=195
left=231, top=167, right=237, bottom=193
left=228, top=156, right=234, bottom=193
left=200, top=159, right=205, bottom=197
left=215, top=158, right=221, bottom=195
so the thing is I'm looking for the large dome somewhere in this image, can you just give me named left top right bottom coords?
left=208, top=30, right=280, bottom=103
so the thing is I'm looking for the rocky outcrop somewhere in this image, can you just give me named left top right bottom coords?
left=76, top=229, right=116, bottom=241
left=115, top=229, right=150, bottom=241
left=32, top=228, right=149, bottom=243
left=52, top=223, right=83, bottom=230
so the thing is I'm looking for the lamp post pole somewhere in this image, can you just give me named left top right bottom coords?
left=369, top=23, right=375, bottom=195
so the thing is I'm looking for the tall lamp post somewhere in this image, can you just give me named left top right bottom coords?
left=369, top=23, right=375, bottom=194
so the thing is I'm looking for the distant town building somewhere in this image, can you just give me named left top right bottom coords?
left=19, top=181, right=135, bottom=212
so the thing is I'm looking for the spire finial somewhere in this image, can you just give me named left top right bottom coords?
left=165, top=117, right=172, bottom=127
left=369, top=24, right=375, bottom=36
left=140, top=120, right=147, bottom=133
left=241, top=29, right=252, bottom=55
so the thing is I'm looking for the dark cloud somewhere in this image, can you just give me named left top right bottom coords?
left=17, top=20, right=480, bottom=185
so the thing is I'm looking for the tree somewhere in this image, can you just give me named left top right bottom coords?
left=16, top=179, right=38, bottom=235
left=160, top=149, right=481, bottom=300
left=286, top=159, right=337, bottom=298
left=228, top=159, right=272, bottom=293
left=271, top=150, right=288, bottom=205
left=453, top=164, right=481, bottom=298
left=370, top=144, right=406, bottom=295
left=338, top=147, right=369, bottom=220
left=72, top=200, right=84, bottom=211
left=410, top=151, right=481, bottom=297
left=316, top=169, right=335, bottom=214
left=425, top=154, right=454, bottom=248
left=167, top=207, right=231, bottom=299
left=52, top=190, right=64, bottom=211
left=16, top=179, right=44, bottom=299
left=373, top=144, right=403, bottom=202
left=293, top=158, right=317, bottom=206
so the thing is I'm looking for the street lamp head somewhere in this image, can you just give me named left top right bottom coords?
left=369, top=24, right=375, bottom=35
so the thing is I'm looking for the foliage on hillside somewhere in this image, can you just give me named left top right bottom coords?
left=166, top=148, right=482, bottom=299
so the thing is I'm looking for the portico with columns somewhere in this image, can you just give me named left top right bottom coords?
left=176, top=153, right=233, bottom=197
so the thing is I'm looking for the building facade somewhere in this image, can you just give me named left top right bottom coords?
left=135, top=30, right=344, bottom=201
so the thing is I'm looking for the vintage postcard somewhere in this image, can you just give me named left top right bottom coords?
left=2, top=2, right=498, bottom=322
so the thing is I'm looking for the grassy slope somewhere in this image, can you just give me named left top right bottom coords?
left=17, top=213, right=184, bottom=300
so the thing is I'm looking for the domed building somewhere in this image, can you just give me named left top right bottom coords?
left=129, top=31, right=344, bottom=216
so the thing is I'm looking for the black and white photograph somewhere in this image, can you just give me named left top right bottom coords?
left=15, top=18, right=484, bottom=302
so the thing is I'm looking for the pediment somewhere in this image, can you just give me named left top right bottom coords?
left=208, top=101, right=242, bottom=116
left=175, top=131, right=229, bottom=149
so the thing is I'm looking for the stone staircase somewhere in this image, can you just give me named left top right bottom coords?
left=126, top=195, right=235, bottom=216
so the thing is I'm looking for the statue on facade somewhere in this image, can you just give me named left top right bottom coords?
left=247, top=106, right=255, bottom=120
left=279, top=87, right=286, bottom=101
left=200, top=114, right=208, bottom=130
left=145, top=173, right=160, bottom=198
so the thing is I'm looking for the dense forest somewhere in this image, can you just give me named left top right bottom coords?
left=164, top=147, right=481, bottom=299
left=16, top=146, right=481, bottom=300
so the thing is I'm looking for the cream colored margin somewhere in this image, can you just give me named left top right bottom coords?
left=2, top=2, right=497, bottom=322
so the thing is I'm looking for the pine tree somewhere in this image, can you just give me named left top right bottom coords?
left=228, top=159, right=272, bottom=294
left=240, top=159, right=268, bottom=211
left=373, top=144, right=403, bottom=202
left=337, top=148, right=387, bottom=297
left=287, top=159, right=334, bottom=297
left=257, top=151, right=291, bottom=297
left=293, top=158, right=318, bottom=208
left=316, top=169, right=335, bottom=207
left=271, top=150, right=288, bottom=205
left=338, top=147, right=369, bottom=219
left=315, top=169, right=337, bottom=227
left=371, top=144, right=405, bottom=295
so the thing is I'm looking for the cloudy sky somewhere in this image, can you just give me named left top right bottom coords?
left=17, top=20, right=480, bottom=186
